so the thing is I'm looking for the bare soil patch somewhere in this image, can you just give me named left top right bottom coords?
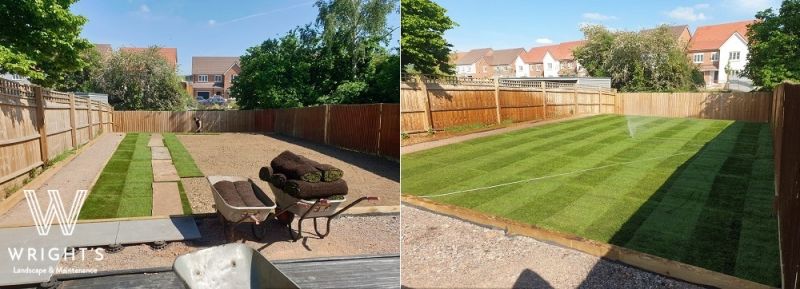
left=177, top=133, right=399, bottom=213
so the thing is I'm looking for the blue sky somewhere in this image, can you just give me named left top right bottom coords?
left=71, top=0, right=400, bottom=75
left=437, top=0, right=780, bottom=52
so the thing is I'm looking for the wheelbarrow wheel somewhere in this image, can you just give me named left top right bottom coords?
left=276, top=209, right=294, bottom=225
left=251, top=223, right=267, bottom=240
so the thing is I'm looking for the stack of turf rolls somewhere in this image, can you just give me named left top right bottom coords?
left=260, top=151, right=347, bottom=200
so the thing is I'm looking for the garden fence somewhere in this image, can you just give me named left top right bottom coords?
left=400, top=76, right=773, bottom=133
left=770, top=82, right=800, bottom=289
left=112, top=103, right=400, bottom=159
left=0, top=79, right=113, bottom=195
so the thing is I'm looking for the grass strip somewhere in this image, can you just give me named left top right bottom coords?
left=177, top=181, right=193, bottom=215
left=80, top=133, right=153, bottom=219
left=162, top=133, right=204, bottom=177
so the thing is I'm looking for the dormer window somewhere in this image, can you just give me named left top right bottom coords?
left=198, top=75, right=208, bottom=82
left=214, top=75, right=223, bottom=82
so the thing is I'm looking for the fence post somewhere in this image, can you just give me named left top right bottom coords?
left=494, top=77, right=502, bottom=124
left=417, top=75, right=433, bottom=132
left=68, top=93, right=77, bottom=148
left=597, top=88, right=602, bottom=114
left=541, top=81, right=548, bottom=120
left=324, top=104, right=331, bottom=145
left=33, top=86, right=49, bottom=164
left=86, top=98, right=93, bottom=139
left=573, top=85, right=579, bottom=115
left=376, top=103, right=383, bottom=156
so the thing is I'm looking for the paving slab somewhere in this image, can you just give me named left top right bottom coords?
left=115, top=217, right=200, bottom=244
left=152, top=160, right=180, bottom=182
left=147, top=134, right=164, bottom=147
left=152, top=182, right=183, bottom=216
left=150, top=146, right=172, bottom=160
left=0, top=217, right=200, bottom=286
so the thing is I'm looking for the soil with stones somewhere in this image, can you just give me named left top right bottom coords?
left=178, top=133, right=399, bottom=214
left=401, top=205, right=706, bottom=289
left=58, top=213, right=400, bottom=271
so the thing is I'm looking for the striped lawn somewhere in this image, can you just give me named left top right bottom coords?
left=401, top=114, right=779, bottom=286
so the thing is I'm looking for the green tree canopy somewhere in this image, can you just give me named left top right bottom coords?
left=231, top=0, right=399, bottom=109
left=400, top=0, right=456, bottom=75
left=574, top=25, right=702, bottom=92
left=0, top=0, right=92, bottom=87
left=92, top=47, right=188, bottom=110
left=744, top=0, right=800, bottom=89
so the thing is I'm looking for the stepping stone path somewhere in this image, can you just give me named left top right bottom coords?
left=149, top=134, right=184, bottom=216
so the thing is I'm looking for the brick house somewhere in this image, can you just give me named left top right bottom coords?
left=190, top=57, right=240, bottom=99
left=454, top=48, right=493, bottom=78
left=487, top=48, right=528, bottom=78
left=642, top=25, right=692, bottom=48
left=551, top=40, right=587, bottom=77
left=119, top=47, right=178, bottom=69
left=522, top=41, right=586, bottom=77
left=688, top=20, right=755, bottom=89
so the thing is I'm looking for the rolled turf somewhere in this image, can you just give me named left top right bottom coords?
left=401, top=114, right=779, bottom=287
left=271, top=151, right=322, bottom=183
left=284, top=179, right=348, bottom=199
left=298, top=155, right=344, bottom=182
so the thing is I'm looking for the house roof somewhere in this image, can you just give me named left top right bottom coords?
left=689, top=20, right=755, bottom=51
left=642, top=25, right=690, bottom=40
left=487, top=48, right=525, bottom=65
left=449, top=52, right=467, bottom=64
left=93, top=44, right=112, bottom=58
left=192, top=57, right=240, bottom=75
left=455, top=48, right=492, bottom=65
left=551, top=40, right=586, bottom=60
left=522, top=45, right=557, bottom=63
left=120, top=47, right=178, bottom=68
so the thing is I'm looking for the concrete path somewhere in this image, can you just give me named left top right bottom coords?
left=0, top=133, right=126, bottom=227
left=152, top=182, right=183, bottom=216
left=149, top=134, right=183, bottom=216
left=0, top=217, right=200, bottom=286
left=401, top=114, right=595, bottom=155
left=152, top=160, right=180, bottom=182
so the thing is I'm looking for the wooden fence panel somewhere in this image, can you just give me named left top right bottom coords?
left=0, top=79, right=112, bottom=196
left=379, top=104, right=400, bottom=159
left=327, top=104, right=382, bottom=154
left=498, top=89, right=544, bottom=122
left=428, top=87, right=497, bottom=129
left=400, top=85, right=427, bottom=133
left=619, top=92, right=772, bottom=122
left=771, top=83, right=800, bottom=289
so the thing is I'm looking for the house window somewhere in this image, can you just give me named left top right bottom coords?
left=483, top=66, right=487, bottom=73
left=214, top=75, right=223, bottom=82
left=196, top=91, right=210, bottom=98
left=518, top=65, right=523, bottom=71
left=536, top=64, right=542, bottom=71
left=693, top=53, right=704, bottom=63
left=198, top=75, right=208, bottom=82
left=711, top=52, right=719, bottom=61
left=547, top=63, right=553, bottom=70
left=231, top=75, right=237, bottom=82
left=9, top=74, right=22, bottom=80
left=729, top=51, right=740, bottom=61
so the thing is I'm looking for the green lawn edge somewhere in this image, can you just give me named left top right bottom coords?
left=177, top=180, right=192, bottom=215
left=162, top=133, right=204, bottom=178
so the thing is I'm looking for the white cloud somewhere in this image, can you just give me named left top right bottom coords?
left=139, top=4, right=150, bottom=13
left=535, top=38, right=553, bottom=44
left=208, top=19, right=216, bottom=26
left=582, top=12, right=616, bottom=21
left=667, top=6, right=707, bottom=22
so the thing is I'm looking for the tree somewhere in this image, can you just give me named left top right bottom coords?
left=55, top=46, right=102, bottom=92
left=232, top=0, right=399, bottom=109
left=744, top=0, right=800, bottom=89
left=400, top=0, right=456, bottom=75
left=0, top=0, right=92, bottom=87
left=92, top=47, right=188, bottom=110
left=574, top=25, right=699, bottom=92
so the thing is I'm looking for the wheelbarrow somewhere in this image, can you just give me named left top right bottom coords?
left=269, top=183, right=379, bottom=241
left=173, top=243, right=299, bottom=289
left=208, top=176, right=277, bottom=241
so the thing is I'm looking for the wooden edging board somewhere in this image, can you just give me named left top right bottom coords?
left=402, top=195, right=776, bottom=289
left=0, top=133, right=117, bottom=216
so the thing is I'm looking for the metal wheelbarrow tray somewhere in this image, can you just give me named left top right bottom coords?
left=208, top=176, right=277, bottom=241
left=269, top=183, right=378, bottom=241
left=174, top=243, right=299, bottom=289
